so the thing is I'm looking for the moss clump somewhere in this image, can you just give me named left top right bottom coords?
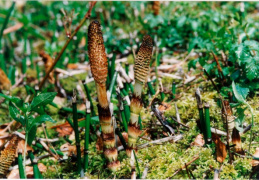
left=60, top=72, right=88, bottom=94
left=127, top=54, right=134, bottom=65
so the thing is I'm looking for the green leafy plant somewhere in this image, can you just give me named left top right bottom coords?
left=0, top=91, right=56, bottom=176
left=231, top=81, right=254, bottom=151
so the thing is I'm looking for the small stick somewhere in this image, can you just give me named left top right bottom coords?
left=240, top=124, right=252, bottom=135
left=170, top=117, right=189, bottom=129
left=170, top=155, right=199, bottom=178
left=174, top=103, right=181, bottom=127
left=211, top=127, right=227, bottom=136
left=39, top=1, right=97, bottom=89
left=211, top=51, right=225, bottom=84
left=117, top=135, right=183, bottom=151
left=137, top=135, right=183, bottom=150
left=141, top=165, right=149, bottom=179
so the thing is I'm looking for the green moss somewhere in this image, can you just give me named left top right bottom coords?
left=127, top=54, right=135, bottom=65
left=60, top=72, right=88, bottom=94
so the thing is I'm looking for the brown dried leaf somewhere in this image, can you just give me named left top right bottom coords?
left=51, top=122, right=74, bottom=137
left=96, top=135, right=103, bottom=151
left=251, top=148, right=259, bottom=167
left=39, top=51, right=55, bottom=84
left=60, top=143, right=83, bottom=156
left=55, top=125, right=73, bottom=137
left=15, top=139, right=33, bottom=157
left=0, top=139, right=6, bottom=147
left=117, top=132, right=128, bottom=147
left=158, top=102, right=171, bottom=112
left=0, top=68, right=11, bottom=90
left=231, top=127, right=244, bottom=155
left=212, top=133, right=227, bottom=163
left=67, top=63, right=78, bottom=70
left=3, top=23, right=23, bottom=35
left=191, top=134, right=205, bottom=147
left=79, top=37, right=86, bottom=48
left=7, top=163, right=46, bottom=179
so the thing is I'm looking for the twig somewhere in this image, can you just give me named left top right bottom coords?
left=141, top=165, right=149, bottom=179
left=118, top=135, right=183, bottom=151
left=213, top=164, right=224, bottom=180
left=211, top=127, right=227, bottom=136
left=170, top=117, right=189, bottom=129
left=137, top=135, right=183, bottom=150
left=147, top=89, right=160, bottom=109
left=240, top=124, right=252, bottom=135
left=174, top=103, right=181, bottom=126
left=9, top=154, right=51, bottom=171
left=39, top=1, right=97, bottom=89
left=211, top=51, right=225, bottom=84
left=170, top=155, right=199, bottom=178
left=13, top=131, right=59, bottom=159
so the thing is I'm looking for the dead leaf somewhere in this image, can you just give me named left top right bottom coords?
left=251, top=148, right=259, bottom=167
left=191, top=134, right=205, bottom=147
left=67, top=64, right=78, bottom=70
left=60, top=143, right=83, bottom=156
left=7, top=163, right=46, bottom=179
left=158, top=102, right=171, bottom=112
left=16, top=139, right=34, bottom=157
left=3, top=23, right=23, bottom=35
left=117, top=132, right=128, bottom=147
left=39, top=51, right=55, bottom=84
left=79, top=37, right=86, bottom=48
left=51, top=118, right=85, bottom=137
left=212, top=133, right=227, bottom=163
left=231, top=128, right=244, bottom=155
left=96, top=135, right=103, bottom=151
left=0, top=68, right=11, bottom=90
left=55, top=124, right=73, bottom=137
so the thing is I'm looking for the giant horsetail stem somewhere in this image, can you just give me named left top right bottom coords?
left=127, top=35, right=153, bottom=157
left=88, top=20, right=120, bottom=171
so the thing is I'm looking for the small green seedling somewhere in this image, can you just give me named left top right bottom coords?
left=0, top=91, right=56, bottom=176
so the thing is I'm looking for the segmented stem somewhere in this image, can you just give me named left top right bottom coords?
left=88, top=20, right=120, bottom=171
left=127, top=35, right=153, bottom=157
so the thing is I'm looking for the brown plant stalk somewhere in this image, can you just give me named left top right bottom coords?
left=88, top=20, right=120, bottom=171
left=126, top=35, right=153, bottom=157
left=39, top=1, right=96, bottom=89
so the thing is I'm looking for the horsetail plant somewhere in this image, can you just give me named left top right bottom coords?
left=18, top=149, right=25, bottom=179
left=72, top=89, right=82, bottom=175
left=126, top=35, right=153, bottom=157
left=204, top=102, right=212, bottom=144
left=88, top=20, right=120, bottom=171
left=28, top=150, right=42, bottom=178
left=84, top=101, right=91, bottom=172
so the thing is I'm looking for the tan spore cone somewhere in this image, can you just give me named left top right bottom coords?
left=88, top=20, right=119, bottom=171
left=134, top=35, right=153, bottom=86
left=127, top=35, right=153, bottom=157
